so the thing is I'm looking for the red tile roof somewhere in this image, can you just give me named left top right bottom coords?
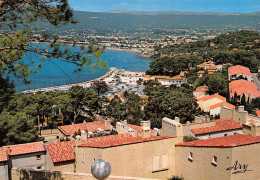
left=191, top=119, right=242, bottom=135
left=206, top=65, right=217, bottom=70
left=228, top=65, right=252, bottom=76
left=176, top=134, right=260, bottom=147
left=193, top=86, right=208, bottom=94
left=79, top=134, right=176, bottom=148
left=197, top=94, right=226, bottom=102
left=210, top=102, right=235, bottom=110
left=47, top=141, right=75, bottom=163
left=256, top=110, right=260, bottom=117
left=2, top=142, right=45, bottom=156
left=0, top=149, right=8, bottom=162
left=127, top=124, right=142, bottom=133
left=58, top=122, right=111, bottom=136
left=229, top=80, right=260, bottom=97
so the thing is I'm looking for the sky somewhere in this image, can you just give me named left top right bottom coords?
left=68, top=0, right=260, bottom=13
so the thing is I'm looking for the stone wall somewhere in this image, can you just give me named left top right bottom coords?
left=11, top=168, right=157, bottom=180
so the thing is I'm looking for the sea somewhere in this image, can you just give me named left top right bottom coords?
left=14, top=44, right=153, bottom=93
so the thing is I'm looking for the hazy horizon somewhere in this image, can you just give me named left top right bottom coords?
left=68, top=0, right=260, bottom=13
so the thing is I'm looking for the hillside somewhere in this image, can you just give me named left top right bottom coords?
left=38, top=11, right=260, bottom=36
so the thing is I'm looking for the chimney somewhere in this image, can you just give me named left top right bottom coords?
left=116, top=122, right=124, bottom=134
left=105, top=119, right=112, bottom=129
left=162, top=117, right=183, bottom=139
left=174, top=117, right=180, bottom=123
left=194, top=116, right=201, bottom=123
left=70, top=134, right=75, bottom=141
left=128, top=128, right=135, bottom=135
left=81, top=130, right=87, bottom=139
left=97, top=128, right=104, bottom=133
left=88, top=131, right=93, bottom=138
left=140, top=120, right=151, bottom=138
left=205, top=115, right=210, bottom=122
left=141, top=127, right=151, bottom=138
left=153, top=128, right=160, bottom=136
left=7, top=147, right=11, bottom=154
left=140, top=120, right=151, bottom=129
left=238, top=106, right=245, bottom=113
left=75, top=135, right=82, bottom=147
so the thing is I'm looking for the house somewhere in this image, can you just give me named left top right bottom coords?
left=0, top=150, right=8, bottom=180
left=197, top=94, right=226, bottom=112
left=228, top=65, right=253, bottom=81
left=206, top=65, right=218, bottom=72
left=187, top=119, right=242, bottom=139
left=75, top=133, right=181, bottom=179
left=46, top=141, right=75, bottom=172
left=193, top=85, right=208, bottom=98
left=164, top=117, right=243, bottom=140
left=209, top=102, right=235, bottom=117
left=229, top=79, right=260, bottom=102
left=175, top=134, right=260, bottom=180
left=58, top=122, right=111, bottom=139
left=142, top=75, right=187, bottom=86
left=197, top=61, right=215, bottom=70
left=0, top=142, right=53, bottom=179
left=197, top=70, right=205, bottom=77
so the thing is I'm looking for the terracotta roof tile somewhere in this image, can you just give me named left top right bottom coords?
left=58, top=122, right=110, bottom=136
left=190, top=119, right=242, bottom=135
left=0, top=149, right=8, bottom=162
left=47, top=141, right=75, bottom=163
left=229, top=80, right=260, bottom=97
left=256, top=110, right=260, bottom=117
left=197, top=70, right=205, bottom=74
left=127, top=124, right=142, bottom=133
left=2, top=142, right=45, bottom=156
left=176, top=134, right=260, bottom=147
left=210, top=102, right=235, bottom=110
left=206, top=65, right=217, bottom=70
left=79, top=134, right=176, bottom=148
left=193, top=86, right=208, bottom=95
left=197, top=94, right=226, bottom=102
left=228, top=65, right=252, bottom=76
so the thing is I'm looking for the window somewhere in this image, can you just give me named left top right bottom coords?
left=162, top=154, right=168, bottom=169
left=153, top=155, right=159, bottom=171
left=224, top=134, right=227, bottom=136
left=36, top=155, right=41, bottom=160
left=211, top=156, right=217, bottom=166
left=188, top=152, right=193, bottom=162
left=37, top=166, right=41, bottom=170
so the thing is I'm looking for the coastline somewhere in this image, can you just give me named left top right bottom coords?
left=105, top=47, right=142, bottom=53
left=21, top=67, right=117, bottom=94
left=30, top=41, right=152, bottom=58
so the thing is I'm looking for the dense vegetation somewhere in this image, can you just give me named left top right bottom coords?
left=0, top=1, right=106, bottom=146
left=155, top=31, right=260, bottom=72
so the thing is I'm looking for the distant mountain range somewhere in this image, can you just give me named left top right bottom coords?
left=106, top=9, right=260, bottom=16
left=39, top=10, right=260, bottom=36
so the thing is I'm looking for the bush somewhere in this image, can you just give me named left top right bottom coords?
left=168, top=175, right=184, bottom=180
left=183, top=136, right=198, bottom=142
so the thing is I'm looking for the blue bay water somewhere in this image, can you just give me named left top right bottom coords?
left=14, top=44, right=152, bottom=93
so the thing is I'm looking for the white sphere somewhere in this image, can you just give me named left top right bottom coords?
left=91, top=159, right=111, bottom=180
